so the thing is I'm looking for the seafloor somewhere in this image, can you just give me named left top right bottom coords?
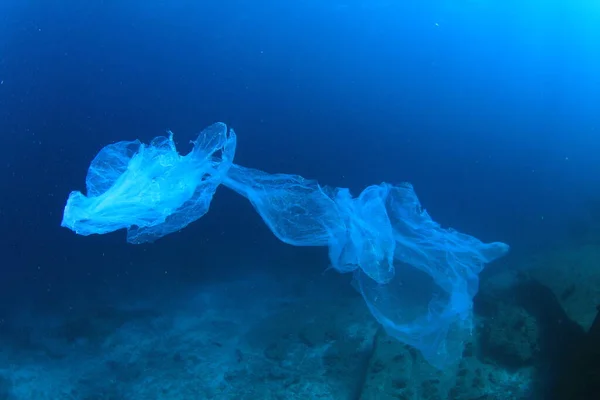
left=0, top=242, right=598, bottom=400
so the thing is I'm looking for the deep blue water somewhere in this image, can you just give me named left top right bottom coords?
left=0, top=1, right=599, bottom=397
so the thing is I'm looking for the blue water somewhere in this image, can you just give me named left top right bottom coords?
left=1, top=1, right=599, bottom=399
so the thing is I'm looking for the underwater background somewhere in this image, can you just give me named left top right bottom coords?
left=1, top=1, right=599, bottom=399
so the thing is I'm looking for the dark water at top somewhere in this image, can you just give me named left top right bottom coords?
left=1, top=0, right=597, bottom=305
